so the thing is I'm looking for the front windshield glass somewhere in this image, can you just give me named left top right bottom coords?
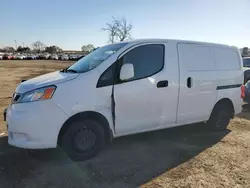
left=68, top=43, right=128, bottom=73
left=243, top=58, right=250, bottom=67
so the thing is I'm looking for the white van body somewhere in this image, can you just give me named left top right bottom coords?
left=6, top=39, right=243, bottom=158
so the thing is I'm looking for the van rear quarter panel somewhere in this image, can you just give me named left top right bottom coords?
left=214, top=47, right=243, bottom=115
left=216, top=70, right=243, bottom=114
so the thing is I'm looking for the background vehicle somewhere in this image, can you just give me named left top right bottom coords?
left=50, top=54, right=58, bottom=60
left=5, top=39, right=243, bottom=161
left=60, top=54, right=69, bottom=60
left=26, top=54, right=36, bottom=60
left=12, top=54, right=17, bottom=60
left=69, top=54, right=77, bottom=61
left=242, top=80, right=250, bottom=103
left=76, top=54, right=84, bottom=61
left=16, top=54, right=26, bottom=60
left=243, top=57, right=250, bottom=83
left=2, top=53, right=13, bottom=60
left=39, top=53, right=50, bottom=60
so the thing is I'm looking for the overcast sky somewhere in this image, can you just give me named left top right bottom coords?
left=1, top=0, right=249, bottom=50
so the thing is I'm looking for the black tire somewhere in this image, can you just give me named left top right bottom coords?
left=207, top=103, right=233, bottom=131
left=60, top=119, right=105, bottom=161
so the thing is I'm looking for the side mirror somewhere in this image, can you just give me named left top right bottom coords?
left=119, top=63, right=134, bottom=81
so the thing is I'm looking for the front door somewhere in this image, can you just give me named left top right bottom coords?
left=114, top=43, right=177, bottom=135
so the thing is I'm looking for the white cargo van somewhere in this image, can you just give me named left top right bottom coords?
left=4, top=39, right=243, bottom=161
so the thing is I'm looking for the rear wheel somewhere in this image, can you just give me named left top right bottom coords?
left=207, top=102, right=234, bottom=131
left=60, top=119, right=105, bottom=161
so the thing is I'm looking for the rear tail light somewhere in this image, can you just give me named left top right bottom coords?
left=241, top=85, right=245, bottom=99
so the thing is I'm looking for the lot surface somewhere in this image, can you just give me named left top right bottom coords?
left=0, top=60, right=249, bottom=188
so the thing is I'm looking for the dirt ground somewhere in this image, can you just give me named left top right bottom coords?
left=0, top=60, right=249, bottom=188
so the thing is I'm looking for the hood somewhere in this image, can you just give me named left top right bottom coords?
left=16, top=71, right=79, bottom=93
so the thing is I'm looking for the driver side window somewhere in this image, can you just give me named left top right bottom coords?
left=96, top=44, right=164, bottom=87
left=120, top=44, right=164, bottom=82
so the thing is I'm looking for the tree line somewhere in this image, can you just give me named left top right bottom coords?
left=0, top=42, right=63, bottom=54
left=0, top=17, right=133, bottom=54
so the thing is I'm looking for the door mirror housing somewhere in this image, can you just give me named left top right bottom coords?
left=119, top=63, right=134, bottom=81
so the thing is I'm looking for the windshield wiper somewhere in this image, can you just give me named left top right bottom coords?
left=66, top=69, right=78, bottom=73
left=60, top=67, right=68, bottom=72
left=60, top=68, right=78, bottom=73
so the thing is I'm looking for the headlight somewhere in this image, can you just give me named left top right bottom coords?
left=17, top=86, right=56, bottom=103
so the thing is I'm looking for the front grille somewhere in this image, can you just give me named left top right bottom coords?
left=12, top=93, right=20, bottom=103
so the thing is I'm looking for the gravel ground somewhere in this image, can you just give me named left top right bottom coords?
left=0, top=60, right=249, bottom=188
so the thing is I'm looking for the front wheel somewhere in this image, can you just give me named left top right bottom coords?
left=207, top=103, right=233, bottom=131
left=60, top=119, right=105, bottom=161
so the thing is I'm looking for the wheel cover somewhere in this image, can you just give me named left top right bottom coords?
left=73, top=126, right=97, bottom=152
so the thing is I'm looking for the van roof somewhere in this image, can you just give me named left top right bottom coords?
left=116, top=39, right=234, bottom=48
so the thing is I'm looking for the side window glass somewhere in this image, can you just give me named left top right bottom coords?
left=97, top=59, right=122, bottom=87
left=97, top=44, right=164, bottom=87
left=122, top=44, right=164, bottom=81
left=96, top=64, right=115, bottom=87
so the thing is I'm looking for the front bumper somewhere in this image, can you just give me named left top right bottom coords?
left=6, top=100, right=68, bottom=149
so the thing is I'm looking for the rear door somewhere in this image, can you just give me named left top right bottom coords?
left=177, top=43, right=217, bottom=124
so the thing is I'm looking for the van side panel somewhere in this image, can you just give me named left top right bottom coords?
left=214, top=47, right=243, bottom=115
left=177, top=43, right=217, bottom=124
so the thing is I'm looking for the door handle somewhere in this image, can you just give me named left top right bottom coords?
left=187, top=77, right=192, bottom=88
left=157, top=80, right=168, bottom=88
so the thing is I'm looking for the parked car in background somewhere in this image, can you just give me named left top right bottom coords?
left=12, top=54, right=17, bottom=60
left=60, top=54, right=69, bottom=60
left=76, top=54, right=84, bottom=61
left=58, top=54, right=62, bottom=60
left=26, top=54, right=36, bottom=60
left=2, top=53, right=13, bottom=60
left=37, top=54, right=43, bottom=60
left=35, top=54, right=40, bottom=59
left=39, top=53, right=50, bottom=60
left=243, top=57, right=250, bottom=83
left=242, top=80, right=250, bottom=103
left=4, top=39, right=243, bottom=161
left=69, top=54, right=77, bottom=61
left=16, top=54, right=26, bottom=60
left=50, top=54, right=58, bottom=60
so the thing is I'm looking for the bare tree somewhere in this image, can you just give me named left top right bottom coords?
left=32, top=41, right=45, bottom=53
left=115, top=17, right=132, bottom=41
left=81, top=44, right=95, bottom=52
left=102, top=17, right=132, bottom=43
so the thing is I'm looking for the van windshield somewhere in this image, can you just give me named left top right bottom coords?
left=67, top=43, right=128, bottom=73
left=243, top=58, right=250, bottom=67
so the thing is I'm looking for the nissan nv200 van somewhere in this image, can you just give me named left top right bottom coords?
left=5, top=39, right=243, bottom=161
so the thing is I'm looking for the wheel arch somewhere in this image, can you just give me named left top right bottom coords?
left=57, top=111, right=113, bottom=145
left=210, top=98, right=235, bottom=119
